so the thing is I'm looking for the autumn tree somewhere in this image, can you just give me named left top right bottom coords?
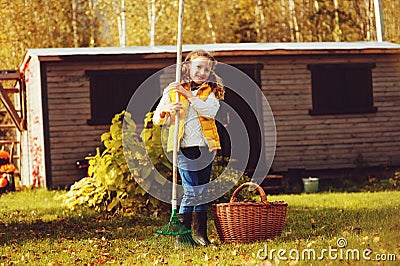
left=1, top=0, right=400, bottom=69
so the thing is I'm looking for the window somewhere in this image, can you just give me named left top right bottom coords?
left=308, top=63, right=377, bottom=115
left=86, top=69, right=159, bottom=125
left=233, top=64, right=263, bottom=87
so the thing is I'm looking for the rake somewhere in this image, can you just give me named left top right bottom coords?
left=156, top=0, right=196, bottom=247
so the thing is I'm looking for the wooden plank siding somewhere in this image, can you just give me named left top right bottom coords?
left=262, top=54, right=400, bottom=172
left=44, top=60, right=173, bottom=186
left=41, top=52, right=400, bottom=186
left=46, top=63, right=133, bottom=185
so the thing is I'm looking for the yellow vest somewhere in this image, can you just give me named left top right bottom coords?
left=167, top=83, right=221, bottom=152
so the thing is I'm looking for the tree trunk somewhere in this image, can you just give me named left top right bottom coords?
left=72, top=0, right=78, bottom=47
left=313, top=0, right=321, bottom=41
left=288, top=0, right=300, bottom=41
left=148, top=0, right=156, bottom=46
left=366, top=0, right=372, bottom=41
left=88, top=0, right=95, bottom=47
left=373, top=0, right=385, bottom=41
left=204, top=4, right=217, bottom=43
left=352, top=1, right=364, bottom=40
left=332, top=0, right=341, bottom=41
left=255, top=0, right=266, bottom=42
left=281, top=0, right=289, bottom=41
left=120, top=0, right=126, bottom=47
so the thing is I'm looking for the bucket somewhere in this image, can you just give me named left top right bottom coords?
left=302, top=177, right=319, bottom=193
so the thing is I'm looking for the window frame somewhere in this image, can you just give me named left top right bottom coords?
left=307, top=63, right=377, bottom=116
left=86, top=69, right=159, bottom=125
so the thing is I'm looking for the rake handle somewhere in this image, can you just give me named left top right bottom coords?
left=171, top=0, right=184, bottom=211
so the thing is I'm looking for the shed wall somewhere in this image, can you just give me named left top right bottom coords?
left=23, top=56, right=47, bottom=187
left=45, top=60, right=169, bottom=187
left=43, top=53, right=400, bottom=186
left=261, top=54, right=400, bottom=171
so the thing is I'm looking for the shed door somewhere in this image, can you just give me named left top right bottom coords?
left=215, top=64, right=265, bottom=176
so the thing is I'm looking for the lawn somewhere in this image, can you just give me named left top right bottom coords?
left=0, top=189, right=399, bottom=265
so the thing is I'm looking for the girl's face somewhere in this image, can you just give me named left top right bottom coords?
left=189, top=56, right=213, bottom=84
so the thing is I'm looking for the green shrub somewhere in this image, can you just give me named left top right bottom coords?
left=362, top=171, right=400, bottom=192
left=63, top=110, right=253, bottom=214
left=63, top=111, right=160, bottom=214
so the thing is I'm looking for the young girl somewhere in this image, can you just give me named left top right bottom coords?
left=153, top=50, right=224, bottom=246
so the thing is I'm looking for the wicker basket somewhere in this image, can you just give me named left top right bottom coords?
left=213, top=182, right=287, bottom=243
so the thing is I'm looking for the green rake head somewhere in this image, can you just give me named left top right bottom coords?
left=157, top=210, right=197, bottom=247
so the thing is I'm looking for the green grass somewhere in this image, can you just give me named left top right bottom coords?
left=0, top=189, right=399, bottom=265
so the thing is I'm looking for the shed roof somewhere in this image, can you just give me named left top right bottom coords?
left=21, top=42, right=400, bottom=65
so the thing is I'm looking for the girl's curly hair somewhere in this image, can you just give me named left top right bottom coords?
left=181, top=50, right=225, bottom=100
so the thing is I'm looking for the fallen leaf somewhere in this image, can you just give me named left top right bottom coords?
left=260, top=260, right=273, bottom=266
left=307, top=241, right=316, bottom=248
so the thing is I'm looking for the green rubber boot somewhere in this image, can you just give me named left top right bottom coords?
left=192, top=212, right=215, bottom=246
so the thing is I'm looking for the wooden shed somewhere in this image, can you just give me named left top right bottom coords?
left=13, top=42, right=400, bottom=188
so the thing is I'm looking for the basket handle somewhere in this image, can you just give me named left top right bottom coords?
left=230, top=182, right=268, bottom=204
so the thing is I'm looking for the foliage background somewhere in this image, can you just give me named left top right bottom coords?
left=1, top=0, right=400, bottom=69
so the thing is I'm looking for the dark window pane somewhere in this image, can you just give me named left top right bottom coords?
left=308, top=63, right=377, bottom=115
left=86, top=70, right=159, bottom=125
